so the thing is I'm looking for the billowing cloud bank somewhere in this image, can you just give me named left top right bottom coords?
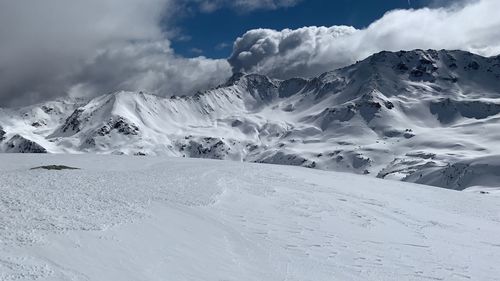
left=1, top=0, right=499, bottom=107
left=0, top=0, right=231, bottom=106
left=229, top=0, right=500, bottom=79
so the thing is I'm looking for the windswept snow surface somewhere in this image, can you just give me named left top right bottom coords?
left=1, top=154, right=499, bottom=281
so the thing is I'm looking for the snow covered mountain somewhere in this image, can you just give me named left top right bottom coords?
left=1, top=49, right=500, bottom=190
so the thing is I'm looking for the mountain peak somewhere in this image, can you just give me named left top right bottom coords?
left=224, top=72, right=247, bottom=86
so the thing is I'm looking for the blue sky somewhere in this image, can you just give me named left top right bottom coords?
left=171, top=0, right=430, bottom=58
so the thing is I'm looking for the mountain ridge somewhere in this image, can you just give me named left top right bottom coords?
left=1, top=49, right=500, bottom=190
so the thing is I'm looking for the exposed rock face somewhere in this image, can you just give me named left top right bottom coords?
left=430, top=99, right=500, bottom=124
left=60, top=109, right=85, bottom=134
left=5, top=135, right=47, bottom=153
left=0, top=125, right=5, bottom=142
left=96, top=117, right=140, bottom=137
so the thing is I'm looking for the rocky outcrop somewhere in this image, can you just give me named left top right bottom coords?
left=0, top=125, right=5, bottom=142
left=5, top=135, right=47, bottom=153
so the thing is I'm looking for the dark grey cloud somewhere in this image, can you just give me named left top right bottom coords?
left=229, top=0, right=500, bottom=79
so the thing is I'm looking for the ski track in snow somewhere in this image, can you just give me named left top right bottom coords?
left=0, top=154, right=499, bottom=281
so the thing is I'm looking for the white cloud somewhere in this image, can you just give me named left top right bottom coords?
left=193, top=0, right=302, bottom=13
left=229, top=0, right=500, bottom=79
left=215, top=42, right=232, bottom=51
left=1, top=0, right=499, bottom=107
left=229, top=26, right=357, bottom=78
left=0, top=0, right=231, bottom=106
left=68, top=41, right=229, bottom=99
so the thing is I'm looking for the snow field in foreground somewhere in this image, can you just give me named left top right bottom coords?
left=0, top=154, right=499, bottom=281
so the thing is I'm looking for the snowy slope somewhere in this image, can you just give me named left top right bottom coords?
left=1, top=49, right=500, bottom=190
left=0, top=154, right=499, bottom=281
